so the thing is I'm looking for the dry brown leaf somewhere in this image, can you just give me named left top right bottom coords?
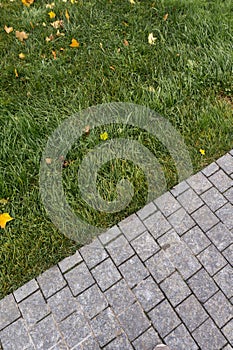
left=84, top=125, right=90, bottom=135
left=45, top=34, right=54, bottom=42
left=16, top=30, right=29, bottom=42
left=65, top=9, right=70, bottom=21
left=4, top=25, right=13, bottom=34
left=19, top=53, right=25, bottom=59
left=51, top=20, right=63, bottom=29
left=22, top=0, right=34, bottom=7
left=123, top=39, right=129, bottom=46
left=14, top=68, right=19, bottom=77
left=45, top=158, right=52, bottom=165
left=163, top=13, right=169, bottom=21
left=51, top=50, right=57, bottom=59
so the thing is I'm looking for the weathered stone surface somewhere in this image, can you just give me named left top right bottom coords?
left=214, top=264, right=233, bottom=298
left=58, top=251, right=83, bottom=273
left=91, top=258, right=121, bottom=291
left=37, top=265, right=66, bottom=299
left=206, top=222, right=233, bottom=251
left=136, top=202, right=157, bottom=220
left=30, top=315, right=62, bottom=350
left=106, top=234, right=134, bottom=265
left=144, top=211, right=171, bottom=239
left=131, top=231, right=159, bottom=261
left=119, top=255, right=149, bottom=288
left=146, top=249, right=175, bottom=283
left=187, top=268, right=218, bottom=303
left=65, top=262, right=95, bottom=296
left=79, top=239, right=108, bottom=269
left=154, top=191, right=181, bottom=217
left=104, top=332, right=133, bottom=350
left=216, top=203, right=233, bottom=230
left=132, top=327, right=161, bottom=350
left=197, top=244, right=227, bottom=276
left=168, top=207, right=195, bottom=235
left=177, top=188, right=204, bottom=213
left=191, top=205, right=219, bottom=232
left=0, top=319, right=33, bottom=350
left=133, top=276, right=164, bottom=311
left=204, top=291, right=232, bottom=327
left=105, top=279, right=135, bottom=315
left=160, top=271, right=191, bottom=306
left=201, top=187, right=227, bottom=211
left=118, top=214, right=146, bottom=241
left=164, top=324, right=198, bottom=350
left=182, top=226, right=211, bottom=255
left=0, top=294, right=20, bottom=331
left=186, top=172, right=212, bottom=194
left=192, top=318, right=227, bottom=350
left=209, top=170, right=233, bottom=192
left=14, top=279, right=39, bottom=303
left=77, top=284, right=108, bottom=319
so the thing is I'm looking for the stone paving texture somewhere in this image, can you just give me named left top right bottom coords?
left=1, top=151, right=233, bottom=350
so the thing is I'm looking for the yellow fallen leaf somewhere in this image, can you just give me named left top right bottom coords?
left=51, top=20, right=63, bottom=29
left=4, top=25, right=13, bottom=34
left=70, top=38, right=79, bottom=48
left=46, top=2, right=55, bottom=8
left=16, top=30, right=29, bottom=42
left=148, top=32, right=156, bottom=45
left=0, top=213, right=14, bottom=229
left=14, top=68, right=19, bottom=77
left=129, top=0, right=135, bottom=3
left=48, top=11, right=56, bottom=19
left=123, top=39, right=129, bottom=46
left=163, top=13, right=169, bottom=21
left=100, top=132, right=108, bottom=141
left=199, top=149, right=205, bottom=155
left=45, top=34, right=54, bottom=42
left=19, top=53, right=25, bottom=59
left=22, top=0, right=34, bottom=7
left=65, top=9, right=70, bottom=21
left=52, top=50, right=57, bottom=59
left=0, top=199, right=8, bottom=205
left=56, top=30, right=65, bottom=37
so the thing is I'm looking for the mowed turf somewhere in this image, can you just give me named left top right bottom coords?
left=0, top=0, right=232, bottom=298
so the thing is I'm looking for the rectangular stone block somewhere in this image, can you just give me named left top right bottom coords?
left=105, top=279, right=135, bottom=315
left=118, top=302, right=151, bottom=341
left=65, top=262, right=95, bottom=296
left=90, top=308, right=121, bottom=347
left=168, top=207, right=195, bottom=235
left=191, top=205, right=219, bottom=232
left=192, top=318, right=227, bottom=350
left=133, top=276, right=164, bottom=312
left=106, top=234, right=134, bottom=266
left=182, top=226, right=211, bottom=255
left=204, top=291, right=232, bottom=327
left=104, top=332, right=133, bottom=350
left=222, top=319, right=233, bottom=346
left=144, top=211, right=171, bottom=239
left=79, top=238, right=108, bottom=269
left=118, top=214, right=146, bottom=241
left=37, top=265, right=66, bottom=299
left=206, top=222, right=233, bottom=251
left=148, top=300, right=181, bottom=337
left=14, top=279, right=39, bottom=303
left=177, top=188, right=204, bottom=214
left=214, top=264, right=233, bottom=298
left=209, top=170, right=233, bottom=192
left=187, top=268, right=218, bottom=303
left=119, top=255, right=149, bottom=288
left=132, top=327, right=161, bottom=350
left=0, top=319, right=33, bottom=350
left=171, top=180, right=189, bottom=197
left=76, top=284, right=108, bottom=319
left=91, top=258, right=121, bottom=291
left=186, top=172, right=212, bottom=194
left=58, top=251, right=83, bottom=273
left=164, top=324, right=198, bottom=350
left=176, top=295, right=208, bottom=332
left=30, top=315, right=62, bottom=350
left=131, top=231, right=160, bottom=261
left=197, top=244, right=227, bottom=276
left=154, top=192, right=181, bottom=217
left=160, top=271, right=191, bottom=306
left=0, top=294, right=20, bottom=331
left=216, top=203, right=233, bottom=230
left=136, top=202, right=157, bottom=221
left=201, top=187, right=227, bottom=212
left=201, top=162, right=219, bottom=177
left=217, top=153, right=233, bottom=174
left=98, top=225, right=121, bottom=245
left=146, top=249, right=175, bottom=283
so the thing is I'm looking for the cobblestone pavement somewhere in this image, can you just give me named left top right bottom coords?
left=1, top=151, right=233, bottom=350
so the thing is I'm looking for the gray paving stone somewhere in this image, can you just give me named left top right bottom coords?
left=144, top=211, right=171, bottom=239
left=186, top=172, right=212, bottom=195
left=58, top=251, right=83, bottom=274
left=230, top=149, right=233, bottom=156
left=168, top=207, right=195, bottom=235
left=160, top=271, right=191, bottom=307
left=158, top=230, right=201, bottom=280
left=118, top=214, right=146, bottom=241
left=14, top=279, right=39, bottom=303
left=72, top=336, right=100, bottom=350
left=214, top=264, right=233, bottom=298
left=106, top=234, right=134, bottom=266
left=37, top=265, right=66, bottom=299
left=221, top=346, right=233, bottom=350
left=104, top=279, right=135, bottom=315
left=90, top=307, right=121, bottom=347
left=30, top=315, right=61, bottom=350
left=191, top=205, right=219, bottom=232
left=47, top=286, right=78, bottom=322
left=171, top=180, right=189, bottom=197
left=148, top=300, right=181, bottom=337
left=176, top=295, right=208, bottom=332
left=206, top=223, right=233, bottom=251
left=222, top=319, right=233, bottom=346
left=154, top=192, right=181, bottom=217
left=119, top=255, right=149, bottom=288
left=79, top=239, right=108, bottom=269
left=224, top=187, right=233, bottom=204
left=76, top=284, right=108, bottom=319
left=0, top=319, right=33, bottom=350
left=182, top=226, right=211, bottom=255
left=99, top=225, right=121, bottom=245
left=217, top=153, right=233, bottom=174
left=65, top=262, right=95, bottom=296
left=146, top=249, right=175, bottom=283
left=197, top=244, right=227, bottom=276
left=133, top=276, right=164, bottom=312
left=204, top=291, right=232, bottom=328
left=209, top=169, right=233, bottom=192
left=164, top=324, right=198, bottom=350
left=132, top=327, right=161, bottom=350
left=91, top=258, right=121, bottom=291
left=118, top=302, right=151, bottom=341
left=0, top=294, right=20, bottom=331
left=177, top=188, right=204, bottom=214
left=104, top=332, right=133, bottom=350
left=49, top=341, right=69, bottom=350
left=202, top=162, right=219, bottom=177
left=58, top=311, right=91, bottom=348
left=201, top=187, right=227, bottom=211
left=18, top=290, right=49, bottom=327
left=137, top=202, right=157, bottom=220
left=187, top=268, right=218, bottom=303
left=131, top=231, right=160, bottom=261
left=222, top=244, right=233, bottom=264
left=192, top=318, right=227, bottom=350
left=216, top=203, right=233, bottom=230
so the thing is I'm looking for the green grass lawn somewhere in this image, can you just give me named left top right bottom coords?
left=0, top=0, right=232, bottom=299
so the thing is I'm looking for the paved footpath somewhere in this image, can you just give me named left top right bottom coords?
left=1, top=151, right=233, bottom=350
